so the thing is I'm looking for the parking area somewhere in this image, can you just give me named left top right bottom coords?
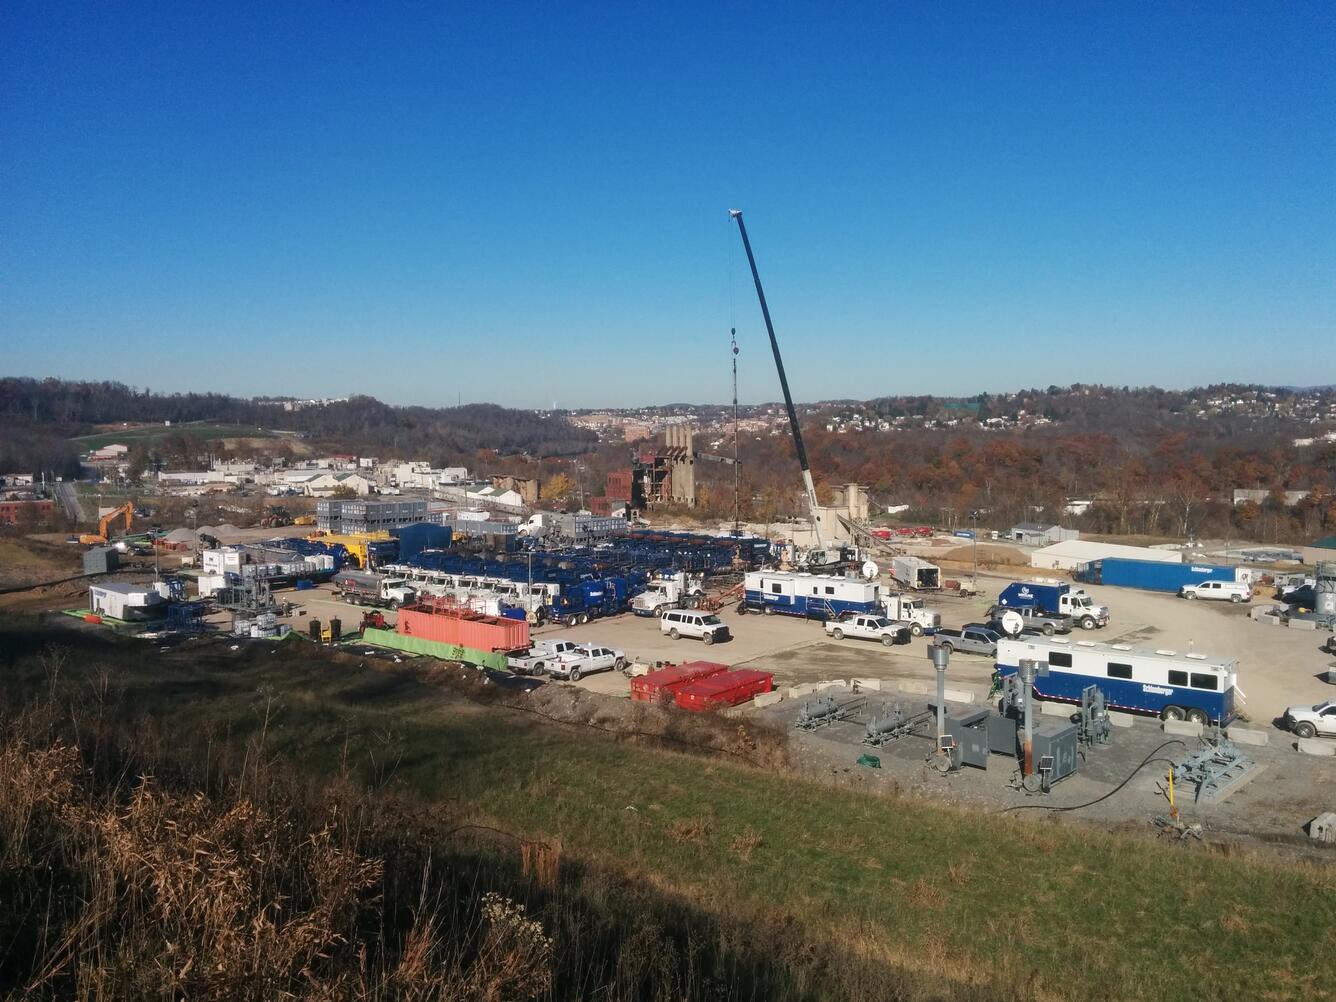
left=273, top=571, right=1336, bottom=727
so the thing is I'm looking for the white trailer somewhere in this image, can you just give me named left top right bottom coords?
left=891, top=555, right=941, bottom=591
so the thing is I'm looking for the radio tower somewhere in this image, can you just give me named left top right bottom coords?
left=731, top=327, right=741, bottom=536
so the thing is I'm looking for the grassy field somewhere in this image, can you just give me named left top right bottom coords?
left=70, top=424, right=273, bottom=450
left=2, top=623, right=1333, bottom=1001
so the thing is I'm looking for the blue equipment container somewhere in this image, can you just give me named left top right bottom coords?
left=1075, top=558, right=1237, bottom=593
left=392, top=523, right=452, bottom=561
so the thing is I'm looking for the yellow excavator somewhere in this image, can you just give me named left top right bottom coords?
left=79, top=502, right=135, bottom=545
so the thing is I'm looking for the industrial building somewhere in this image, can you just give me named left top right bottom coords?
left=389, top=463, right=469, bottom=490
left=632, top=425, right=697, bottom=507
left=318, top=498, right=428, bottom=533
left=88, top=582, right=167, bottom=621
left=548, top=512, right=627, bottom=545
left=0, top=498, right=56, bottom=525
left=1009, top=523, right=1079, bottom=546
left=1030, top=539, right=1183, bottom=571
left=787, top=483, right=870, bottom=549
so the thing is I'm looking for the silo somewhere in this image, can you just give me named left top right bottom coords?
left=1316, top=561, right=1336, bottom=616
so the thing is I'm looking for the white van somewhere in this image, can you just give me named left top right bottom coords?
left=660, top=609, right=731, bottom=645
left=1179, top=580, right=1251, bottom=603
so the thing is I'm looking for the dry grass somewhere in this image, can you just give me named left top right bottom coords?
left=0, top=734, right=555, bottom=1001
left=906, top=878, right=945, bottom=911
left=667, top=816, right=713, bottom=845
left=730, top=827, right=763, bottom=862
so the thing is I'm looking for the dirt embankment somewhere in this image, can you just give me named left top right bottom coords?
left=0, top=536, right=82, bottom=590
left=346, top=651, right=794, bottom=771
left=936, top=544, right=1029, bottom=569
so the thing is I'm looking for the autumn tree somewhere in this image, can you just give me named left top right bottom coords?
left=544, top=472, right=573, bottom=501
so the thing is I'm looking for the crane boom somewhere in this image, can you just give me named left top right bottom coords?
left=729, top=209, right=825, bottom=550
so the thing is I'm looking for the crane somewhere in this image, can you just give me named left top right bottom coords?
left=729, top=209, right=829, bottom=562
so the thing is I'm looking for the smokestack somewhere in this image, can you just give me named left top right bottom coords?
left=1019, top=659, right=1036, bottom=776
left=929, top=644, right=950, bottom=747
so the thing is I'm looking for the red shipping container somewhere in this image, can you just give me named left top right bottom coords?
left=630, top=661, right=729, bottom=703
left=397, top=605, right=529, bottom=652
left=673, top=669, right=774, bottom=712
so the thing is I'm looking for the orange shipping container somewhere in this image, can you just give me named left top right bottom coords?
left=397, top=606, right=529, bottom=652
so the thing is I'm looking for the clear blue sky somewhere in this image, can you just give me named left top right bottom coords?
left=3, top=3, right=1333, bottom=408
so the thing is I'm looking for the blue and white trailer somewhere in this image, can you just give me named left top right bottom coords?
left=741, top=571, right=881, bottom=620
left=995, top=637, right=1238, bottom=726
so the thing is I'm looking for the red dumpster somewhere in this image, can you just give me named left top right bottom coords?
left=673, top=669, right=774, bottom=712
left=630, top=661, right=729, bottom=703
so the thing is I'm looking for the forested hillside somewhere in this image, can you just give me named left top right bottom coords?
left=0, top=378, right=598, bottom=476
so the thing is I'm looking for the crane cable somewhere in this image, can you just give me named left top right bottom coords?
left=999, top=739, right=1186, bottom=814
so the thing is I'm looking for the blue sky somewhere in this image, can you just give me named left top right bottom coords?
left=2, top=3, right=1333, bottom=408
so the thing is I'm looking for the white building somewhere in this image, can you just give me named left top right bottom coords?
left=390, top=463, right=470, bottom=490
left=88, top=582, right=168, bottom=621
left=88, top=444, right=129, bottom=461
left=466, top=485, right=524, bottom=508
left=1231, top=488, right=1311, bottom=507
left=282, top=472, right=374, bottom=497
left=158, top=470, right=222, bottom=485
left=1030, top=540, right=1182, bottom=571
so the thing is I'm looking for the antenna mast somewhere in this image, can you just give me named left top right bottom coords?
left=731, top=327, right=740, bottom=536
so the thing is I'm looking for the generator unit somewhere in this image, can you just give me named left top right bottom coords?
left=1029, top=722, right=1079, bottom=792
left=942, top=708, right=991, bottom=770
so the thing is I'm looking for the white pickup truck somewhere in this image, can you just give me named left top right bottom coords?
left=506, top=638, right=580, bottom=676
left=547, top=644, right=627, bottom=681
left=825, top=614, right=912, bottom=647
left=1281, top=700, right=1336, bottom=739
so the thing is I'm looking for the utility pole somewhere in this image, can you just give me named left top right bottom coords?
left=970, top=509, right=981, bottom=587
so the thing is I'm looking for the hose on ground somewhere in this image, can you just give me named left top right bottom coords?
left=1000, top=739, right=1187, bottom=813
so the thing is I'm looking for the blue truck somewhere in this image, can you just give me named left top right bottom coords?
left=547, top=576, right=634, bottom=625
left=996, top=580, right=1109, bottom=630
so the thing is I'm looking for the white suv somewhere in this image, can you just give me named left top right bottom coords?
left=1282, top=700, right=1336, bottom=739
left=1179, top=580, right=1251, bottom=603
left=660, top=609, right=731, bottom=645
